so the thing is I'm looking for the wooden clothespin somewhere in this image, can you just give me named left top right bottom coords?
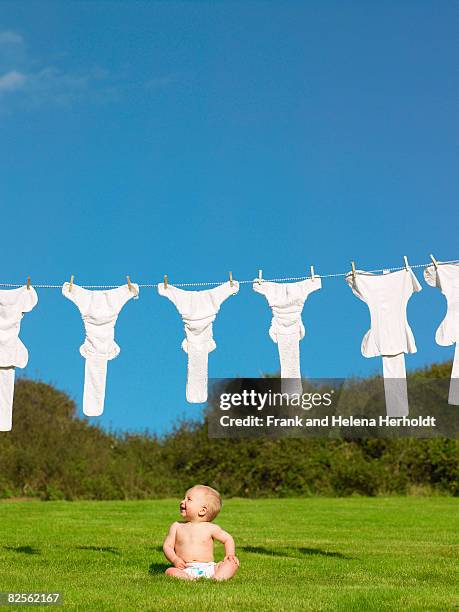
left=403, top=255, right=409, bottom=271
left=229, top=271, right=233, bottom=287
left=310, top=265, right=315, bottom=281
left=126, top=276, right=133, bottom=292
left=351, top=261, right=356, bottom=281
left=164, top=275, right=168, bottom=289
left=430, top=253, right=438, bottom=269
left=69, top=275, right=74, bottom=292
left=26, top=276, right=31, bottom=290
left=258, top=269, right=263, bottom=284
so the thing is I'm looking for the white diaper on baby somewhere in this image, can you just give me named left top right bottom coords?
left=184, top=561, right=216, bottom=579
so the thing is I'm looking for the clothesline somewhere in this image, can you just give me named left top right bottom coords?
left=1, top=256, right=458, bottom=430
left=0, top=257, right=458, bottom=289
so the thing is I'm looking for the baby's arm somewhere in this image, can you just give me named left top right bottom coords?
left=162, top=522, right=186, bottom=569
left=211, top=524, right=239, bottom=565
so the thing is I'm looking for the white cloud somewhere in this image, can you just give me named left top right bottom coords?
left=145, top=74, right=177, bottom=89
left=0, top=28, right=27, bottom=71
left=0, top=70, right=27, bottom=93
left=0, top=30, right=24, bottom=45
left=0, top=29, right=174, bottom=113
left=0, top=29, right=112, bottom=111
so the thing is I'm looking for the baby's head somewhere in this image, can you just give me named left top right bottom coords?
left=179, top=485, right=222, bottom=523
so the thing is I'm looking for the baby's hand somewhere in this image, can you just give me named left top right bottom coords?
left=224, top=555, right=240, bottom=566
left=173, top=556, right=186, bottom=569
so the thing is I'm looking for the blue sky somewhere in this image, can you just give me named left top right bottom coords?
left=0, top=2, right=457, bottom=434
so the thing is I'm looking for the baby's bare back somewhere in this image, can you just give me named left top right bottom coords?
left=175, top=522, right=215, bottom=563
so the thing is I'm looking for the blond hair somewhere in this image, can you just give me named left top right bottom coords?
left=192, top=484, right=222, bottom=521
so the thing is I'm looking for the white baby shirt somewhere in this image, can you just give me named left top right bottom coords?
left=346, top=268, right=422, bottom=416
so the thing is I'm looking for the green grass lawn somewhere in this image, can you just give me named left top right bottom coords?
left=0, top=497, right=457, bottom=611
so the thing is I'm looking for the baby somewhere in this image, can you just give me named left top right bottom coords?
left=163, top=484, right=240, bottom=581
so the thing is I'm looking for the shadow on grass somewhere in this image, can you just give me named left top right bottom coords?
left=75, top=546, right=120, bottom=555
left=149, top=562, right=169, bottom=575
left=151, top=545, right=164, bottom=554
left=298, top=547, right=349, bottom=559
left=240, top=545, right=350, bottom=559
left=4, top=545, right=40, bottom=555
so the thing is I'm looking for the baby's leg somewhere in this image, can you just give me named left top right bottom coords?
left=165, top=567, right=194, bottom=580
left=213, top=559, right=239, bottom=581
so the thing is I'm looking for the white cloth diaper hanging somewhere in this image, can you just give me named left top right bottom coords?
left=253, top=278, right=321, bottom=394
left=62, top=282, right=139, bottom=416
left=0, top=286, right=38, bottom=431
left=424, top=262, right=459, bottom=405
left=158, top=280, right=239, bottom=403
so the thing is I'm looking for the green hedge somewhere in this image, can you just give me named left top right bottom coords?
left=0, top=362, right=457, bottom=500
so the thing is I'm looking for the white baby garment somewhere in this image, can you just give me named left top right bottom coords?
left=63, top=282, right=139, bottom=416
left=0, top=286, right=38, bottom=431
left=346, top=268, right=422, bottom=417
left=158, top=281, right=239, bottom=403
left=424, top=262, right=459, bottom=405
left=253, top=278, right=322, bottom=394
